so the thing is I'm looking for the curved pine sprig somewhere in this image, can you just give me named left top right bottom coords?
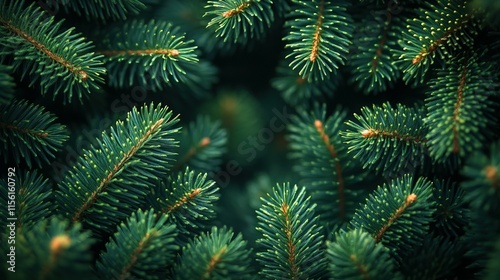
left=326, top=228, right=402, bottom=280
left=0, top=64, right=14, bottom=104
left=399, top=235, right=465, bottom=280
left=431, top=179, right=470, bottom=238
left=272, top=57, right=339, bottom=105
left=0, top=99, right=69, bottom=168
left=97, top=19, right=198, bottom=91
left=287, top=103, right=369, bottom=225
left=348, top=11, right=402, bottom=94
left=350, top=175, right=436, bottom=260
left=395, top=0, right=482, bottom=85
left=0, top=1, right=106, bottom=103
left=284, top=0, right=353, bottom=80
left=204, top=0, right=274, bottom=44
left=50, top=0, right=148, bottom=22
left=173, top=226, right=253, bottom=280
left=0, top=170, right=52, bottom=233
left=342, top=102, right=428, bottom=175
left=147, top=167, right=219, bottom=243
left=424, top=53, right=498, bottom=162
left=172, top=116, right=227, bottom=174
left=256, top=183, right=327, bottom=279
left=16, top=216, right=94, bottom=280
left=461, top=140, right=500, bottom=213
left=56, top=103, right=180, bottom=234
left=96, top=209, right=178, bottom=280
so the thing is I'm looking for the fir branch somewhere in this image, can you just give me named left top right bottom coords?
left=16, top=216, right=94, bottom=280
left=0, top=64, right=14, bottom=104
left=284, top=0, right=353, bottom=80
left=0, top=170, right=52, bottom=233
left=288, top=104, right=368, bottom=225
left=56, top=103, right=180, bottom=234
left=173, top=116, right=228, bottom=174
left=97, top=19, right=198, bottom=91
left=147, top=167, right=219, bottom=243
left=326, top=228, right=402, bottom=280
left=461, top=140, right=500, bottom=213
left=0, top=1, right=106, bottom=103
left=348, top=9, right=402, bottom=94
left=342, top=102, right=428, bottom=175
left=396, top=0, right=482, bottom=85
left=96, top=209, right=178, bottom=280
left=256, top=183, right=327, bottom=279
left=0, top=99, right=68, bottom=168
left=431, top=179, right=470, bottom=238
left=350, top=175, right=436, bottom=260
left=204, top=0, right=274, bottom=43
left=173, top=226, right=253, bottom=279
left=424, top=52, right=498, bottom=162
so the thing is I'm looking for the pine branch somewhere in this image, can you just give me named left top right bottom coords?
left=147, top=167, right=219, bottom=244
left=284, top=0, right=353, bottom=80
left=396, top=0, right=482, bottom=85
left=173, top=226, right=253, bottom=279
left=96, top=209, right=178, bottom=280
left=0, top=64, right=14, bottom=104
left=0, top=1, right=106, bottom=103
left=287, top=103, right=369, bottom=225
left=0, top=170, right=52, bottom=233
left=348, top=9, right=402, bottom=94
left=48, top=0, right=148, bottom=22
left=204, top=0, right=274, bottom=44
left=326, top=228, right=402, bottom=280
left=15, top=216, right=94, bottom=280
left=431, top=179, right=470, bottom=238
left=342, top=102, right=428, bottom=175
left=461, top=140, right=500, bottom=214
left=96, top=19, right=198, bottom=91
left=350, top=175, right=436, bottom=261
left=56, top=103, right=180, bottom=234
left=173, top=116, right=228, bottom=174
left=256, top=183, right=327, bottom=279
left=0, top=99, right=69, bottom=168
left=424, top=52, right=498, bottom=162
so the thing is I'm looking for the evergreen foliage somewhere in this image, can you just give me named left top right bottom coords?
left=256, top=183, right=326, bottom=279
left=1, top=0, right=500, bottom=279
left=95, top=209, right=178, bottom=279
left=56, top=103, right=180, bottom=234
left=0, top=0, right=106, bottom=103
left=0, top=99, right=69, bottom=168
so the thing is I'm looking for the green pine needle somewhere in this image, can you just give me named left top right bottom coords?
left=327, top=228, right=402, bottom=280
left=97, top=19, right=198, bottom=91
left=256, top=183, right=327, bottom=279
left=147, top=167, right=220, bottom=243
left=50, top=0, right=148, bottom=22
left=0, top=99, right=69, bottom=168
left=173, top=226, right=253, bottom=279
left=431, top=179, right=470, bottom=238
left=0, top=64, right=14, bottom=104
left=96, top=209, right=178, bottom=279
left=284, top=0, right=353, bottom=80
left=342, top=102, right=428, bottom=175
left=350, top=175, right=436, bottom=260
left=424, top=52, right=498, bottom=162
left=461, top=140, right=500, bottom=213
left=56, top=103, right=180, bottom=234
left=396, top=0, right=482, bottom=85
left=0, top=1, right=106, bottom=103
left=204, top=0, right=274, bottom=44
